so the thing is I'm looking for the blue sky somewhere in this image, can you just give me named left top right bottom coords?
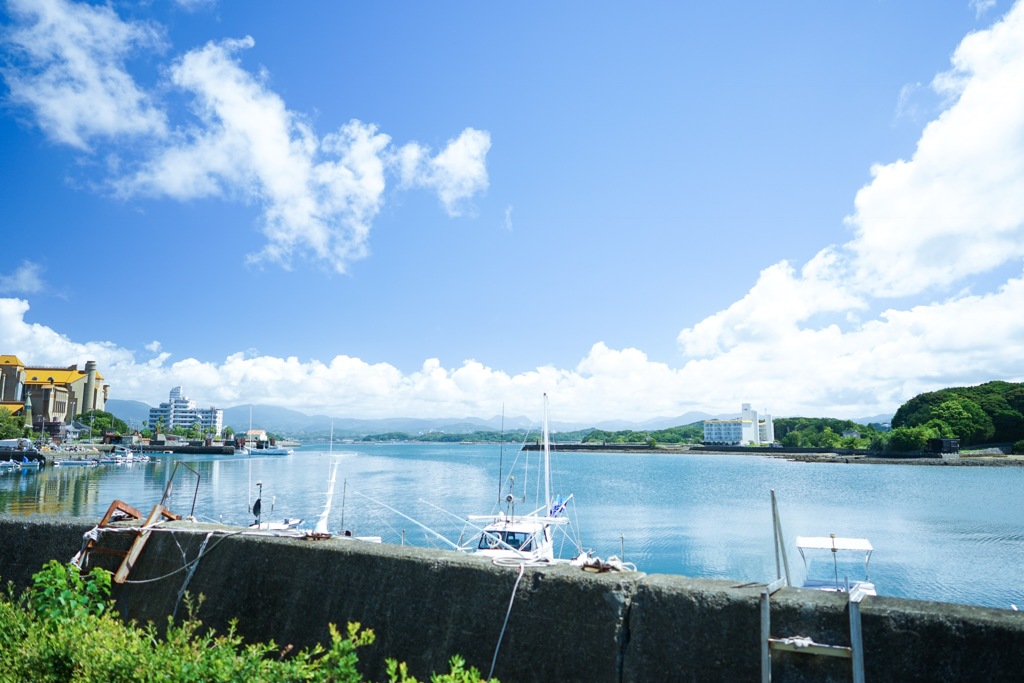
left=2, top=0, right=1023, bottom=423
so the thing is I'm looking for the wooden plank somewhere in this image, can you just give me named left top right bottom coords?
left=769, top=639, right=853, bottom=659
left=114, top=504, right=164, bottom=584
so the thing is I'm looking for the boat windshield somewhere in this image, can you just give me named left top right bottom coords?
left=478, top=530, right=534, bottom=552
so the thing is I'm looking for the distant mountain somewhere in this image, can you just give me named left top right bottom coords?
left=102, top=400, right=892, bottom=438
left=104, top=399, right=154, bottom=427
left=853, top=414, right=893, bottom=426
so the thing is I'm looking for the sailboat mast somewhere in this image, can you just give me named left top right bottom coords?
left=543, top=393, right=551, bottom=510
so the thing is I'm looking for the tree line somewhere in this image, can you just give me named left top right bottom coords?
left=12, top=379, right=1022, bottom=455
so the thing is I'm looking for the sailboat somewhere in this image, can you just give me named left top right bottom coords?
left=310, top=424, right=381, bottom=542
left=464, top=393, right=582, bottom=563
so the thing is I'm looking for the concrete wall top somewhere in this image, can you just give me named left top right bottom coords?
left=1, top=515, right=1022, bottom=682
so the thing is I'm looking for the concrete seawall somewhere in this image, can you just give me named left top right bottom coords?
left=1, top=515, right=1021, bottom=682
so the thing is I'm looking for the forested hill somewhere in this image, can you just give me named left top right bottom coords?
left=891, top=380, right=1024, bottom=446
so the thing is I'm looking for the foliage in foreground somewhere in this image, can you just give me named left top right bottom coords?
left=0, top=560, right=494, bottom=683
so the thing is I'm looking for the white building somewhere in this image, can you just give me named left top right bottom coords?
left=147, top=386, right=223, bottom=435
left=703, top=403, right=775, bottom=446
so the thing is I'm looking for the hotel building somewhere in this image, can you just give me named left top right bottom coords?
left=147, top=386, right=223, bottom=435
left=703, top=403, right=775, bottom=446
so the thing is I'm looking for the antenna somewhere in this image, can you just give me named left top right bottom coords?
left=497, top=403, right=505, bottom=502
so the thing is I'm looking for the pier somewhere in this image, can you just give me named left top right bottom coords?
left=1, top=515, right=1021, bottom=682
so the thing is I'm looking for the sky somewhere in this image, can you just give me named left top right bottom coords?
left=1, top=0, right=1023, bottom=425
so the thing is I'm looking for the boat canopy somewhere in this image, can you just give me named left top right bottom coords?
left=796, top=536, right=872, bottom=552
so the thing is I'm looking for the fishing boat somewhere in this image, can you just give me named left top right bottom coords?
left=795, top=534, right=876, bottom=596
left=53, top=458, right=98, bottom=467
left=463, top=393, right=583, bottom=564
left=249, top=442, right=292, bottom=456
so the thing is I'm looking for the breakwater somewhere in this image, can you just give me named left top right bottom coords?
left=1, top=515, right=1021, bottom=682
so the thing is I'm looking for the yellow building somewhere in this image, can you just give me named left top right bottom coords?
left=0, top=355, right=108, bottom=436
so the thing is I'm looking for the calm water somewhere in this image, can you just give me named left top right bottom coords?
left=2, top=444, right=1022, bottom=609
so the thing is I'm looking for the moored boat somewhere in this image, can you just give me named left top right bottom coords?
left=463, top=394, right=584, bottom=564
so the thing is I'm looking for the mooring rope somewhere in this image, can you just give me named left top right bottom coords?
left=489, top=563, right=527, bottom=680
left=173, top=531, right=213, bottom=619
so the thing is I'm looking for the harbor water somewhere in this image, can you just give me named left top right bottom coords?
left=2, top=443, right=1022, bottom=609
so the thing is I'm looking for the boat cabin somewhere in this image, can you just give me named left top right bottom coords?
left=473, top=517, right=555, bottom=561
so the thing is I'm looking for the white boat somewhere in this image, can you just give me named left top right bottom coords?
left=464, top=394, right=582, bottom=564
left=53, top=458, right=98, bottom=467
left=795, top=534, right=876, bottom=596
left=250, top=443, right=292, bottom=456
left=249, top=517, right=304, bottom=531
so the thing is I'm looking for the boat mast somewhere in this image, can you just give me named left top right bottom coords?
left=543, top=393, right=551, bottom=511
left=315, top=422, right=336, bottom=535
left=497, top=404, right=505, bottom=503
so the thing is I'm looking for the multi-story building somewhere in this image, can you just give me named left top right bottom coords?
left=147, top=386, right=223, bottom=436
left=703, top=403, right=775, bottom=446
left=0, top=355, right=108, bottom=437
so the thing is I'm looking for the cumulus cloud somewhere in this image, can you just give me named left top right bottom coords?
left=2, top=3, right=490, bottom=274
left=847, top=2, right=1024, bottom=297
left=1, top=0, right=167, bottom=149
left=676, top=1, right=1024, bottom=412
left=0, top=261, right=45, bottom=294
left=120, top=36, right=394, bottom=273
left=394, top=128, right=492, bottom=217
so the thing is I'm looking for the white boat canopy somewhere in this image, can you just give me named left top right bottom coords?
left=796, top=536, right=873, bottom=552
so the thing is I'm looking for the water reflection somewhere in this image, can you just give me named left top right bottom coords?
left=2, top=446, right=1023, bottom=608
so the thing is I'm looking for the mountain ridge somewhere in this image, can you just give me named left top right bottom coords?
left=104, top=399, right=891, bottom=437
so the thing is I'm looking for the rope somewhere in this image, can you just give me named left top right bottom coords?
left=173, top=531, right=213, bottom=619
left=489, top=563, right=526, bottom=680
left=120, top=529, right=247, bottom=584
left=70, top=526, right=103, bottom=569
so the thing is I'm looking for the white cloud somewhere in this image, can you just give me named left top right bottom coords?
left=971, top=0, right=997, bottom=18
left=2, top=0, right=167, bottom=149
left=3, top=6, right=490, bottom=274
left=121, top=36, right=394, bottom=273
left=5, top=277, right=1024, bottom=424
left=847, top=1, right=1024, bottom=297
left=675, top=1, right=1024, bottom=413
left=0, top=261, right=45, bottom=294
left=394, top=128, right=492, bottom=217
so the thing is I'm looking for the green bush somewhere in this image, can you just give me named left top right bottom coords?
left=0, top=561, right=495, bottom=683
left=1013, top=439, right=1024, bottom=455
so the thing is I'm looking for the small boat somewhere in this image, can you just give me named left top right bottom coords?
left=795, top=534, right=876, bottom=596
left=464, top=394, right=583, bottom=564
left=53, top=458, right=99, bottom=467
left=249, top=517, right=304, bottom=531
left=250, top=443, right=292, bottom=456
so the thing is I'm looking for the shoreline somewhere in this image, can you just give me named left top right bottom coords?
left=774, top=453, right=1024, bottom=466
left=536, top=442, right=1024, bottom=466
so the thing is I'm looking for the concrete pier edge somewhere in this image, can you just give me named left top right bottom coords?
left=1, top=515, right=1021, bottom=682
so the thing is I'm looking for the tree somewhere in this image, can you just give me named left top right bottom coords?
left=0, top=408, right=24, bottom=440
left=892, top=390, right=956, bottom=429
left=80, top=410, right=128, bottom=436
left=930, top=398, right=994, bottom=445
left=886, top=426, right=929, bottom=452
